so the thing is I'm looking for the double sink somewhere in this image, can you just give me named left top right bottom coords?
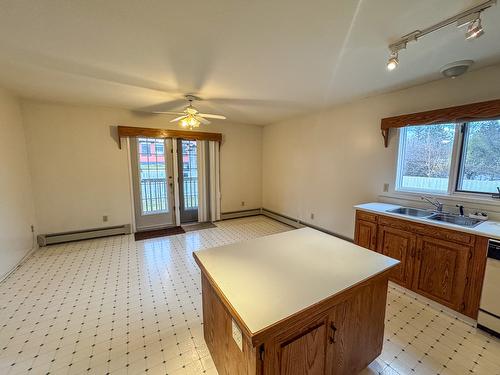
left=387, top=207, right=482, bottom=228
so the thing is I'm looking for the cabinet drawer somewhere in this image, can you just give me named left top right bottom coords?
left=356, top=211, right=378, bottom=223
left=378, top=216, right=474, bottom=245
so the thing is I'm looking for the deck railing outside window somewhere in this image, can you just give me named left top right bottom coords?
left=138, top=138, right=168, bottom=214
left=181, top=140, right=198, bottom=209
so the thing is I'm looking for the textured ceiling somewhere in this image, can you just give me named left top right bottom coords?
left=0, top=0, right=499, bottom=125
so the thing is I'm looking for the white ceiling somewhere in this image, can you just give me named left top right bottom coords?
left=0, top=0, right=499, bottom=125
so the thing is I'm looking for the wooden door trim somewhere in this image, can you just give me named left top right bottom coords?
left=117, top=125, right=222, bottom=148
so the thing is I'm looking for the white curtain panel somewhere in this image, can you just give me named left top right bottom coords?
left=208, top=141, right=221, bottom=221
left=197, top=140, right=209, bottom=222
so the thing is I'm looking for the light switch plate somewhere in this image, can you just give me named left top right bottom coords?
left=232, top=319, right=243, bottom=351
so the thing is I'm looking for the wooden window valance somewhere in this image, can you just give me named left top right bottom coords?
left=380, top=99, right=500, bottom=147
left=117, top=125, right=223, bottom=149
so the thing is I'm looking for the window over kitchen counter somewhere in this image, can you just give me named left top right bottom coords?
left=396, top=120, right=500, bottom=196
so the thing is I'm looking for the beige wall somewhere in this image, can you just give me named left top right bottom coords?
left=263, top=64, right=500, bottom=239
left=21, top=101, right=262, bottom=234
left=0, top=89, right=36, bottom=279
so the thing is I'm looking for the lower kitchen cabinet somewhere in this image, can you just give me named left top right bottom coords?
left=326, top=278, right=386, bottom=375
left=377, top=225, right=416, bottom=289
left=262, top=277, right=388, bottom=375
left=271, top=316, right=328, bottom=375
left=354, top=219, right=378, bottom=251
left=412, top=236, right=470, bottom=312
left=354, top=210, right=488, bottom=319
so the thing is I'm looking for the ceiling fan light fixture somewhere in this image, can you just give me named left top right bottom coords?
left=179, top=115, right=200, bottom=129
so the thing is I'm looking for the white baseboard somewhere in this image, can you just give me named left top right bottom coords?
left=0, top=243, right=38, bottom=283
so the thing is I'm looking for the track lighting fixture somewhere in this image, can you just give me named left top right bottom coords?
left=465, top=18, right=485, bottom=39
left=386, top=0, right=495, bottom=71
left=387, top=51, right=399, bottom=71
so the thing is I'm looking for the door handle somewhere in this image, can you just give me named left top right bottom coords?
left=329, top=322, right=337, bottom=344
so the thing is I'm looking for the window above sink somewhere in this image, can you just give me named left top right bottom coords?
left=395, top=120, right=500, bottom=198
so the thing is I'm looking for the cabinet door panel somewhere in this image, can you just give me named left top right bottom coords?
left=279, top=323, right=326, bottom=375
left=326, top=277, right=388, bottom=375
left=413, top=236, right=470, bottom=311
left=354, top=220, right=378, bottom=251
left=377, top=226, right=415, bottom=288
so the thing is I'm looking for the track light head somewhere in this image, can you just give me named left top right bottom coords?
left=384, top=0, right=495, bottom=70
left=466, top=18, right=485, bottom=39
left=387, top=52, right=399, bottom=71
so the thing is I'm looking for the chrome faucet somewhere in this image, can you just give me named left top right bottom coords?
left=420, top=196, right=444, bottom=212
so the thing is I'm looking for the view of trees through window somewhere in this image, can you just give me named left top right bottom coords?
left=458, top=120, right=500, bottom=193
left=397, top=120, right=500, bottom=194
left=398, top=124, right=456, bottom=193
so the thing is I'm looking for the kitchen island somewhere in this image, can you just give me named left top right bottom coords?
left=193, top=227, right=399, bottom=375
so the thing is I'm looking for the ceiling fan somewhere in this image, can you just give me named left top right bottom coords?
left=154, top=94, right=226, bottom=129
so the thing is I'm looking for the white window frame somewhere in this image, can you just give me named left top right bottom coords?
left=395, top=122, right=499, bottom=199
left=394, top=124, right=462, bottom=195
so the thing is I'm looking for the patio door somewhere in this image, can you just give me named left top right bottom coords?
left=130, top=137, right=175, bottom=230
left=177, top=139, right=199, bottom=223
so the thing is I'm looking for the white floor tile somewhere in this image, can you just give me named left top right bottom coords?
left=0, top=216, right=498, bottom=375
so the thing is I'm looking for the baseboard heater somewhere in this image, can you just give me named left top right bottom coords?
left=220, top=209, right=262, bottom=220
left=261, top=208, right=354, bottom=243
left=37, top=224, right=132, bottom=246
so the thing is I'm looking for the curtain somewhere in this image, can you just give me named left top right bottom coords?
left=209, top=141, right=221, bottom=221
left=197, top=140, right=221, bottom=222
left=197, top=140, right=209, bottom=222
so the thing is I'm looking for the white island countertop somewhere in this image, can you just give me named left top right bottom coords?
left=194, top=227, right=398, bottom=335
left=355, top=202, right=500, bottom=240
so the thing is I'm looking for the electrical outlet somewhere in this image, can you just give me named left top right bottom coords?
left=383, top=183, right=389, bottom=192
left=231, top=319, right=243, bottom=351
left=103, top=215, right=108, bottom=222
left=310, top=213, right=314, bottom=220
left=241, top=201, right=245, bottom=206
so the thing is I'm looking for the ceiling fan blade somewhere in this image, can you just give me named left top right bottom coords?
left=170, top=115, right=188, bottom=122
left=153, top=111, right=186, bottom=115
left=195, top=116, right=210, bottom=125
left=207, top=98, right=300, bottom=108
left=139, top=99, right=187, bottom=113
left=198, top=113, right=226, bottom=120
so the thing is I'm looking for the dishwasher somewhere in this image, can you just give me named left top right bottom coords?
left=478, top=239, right=500, bottom=337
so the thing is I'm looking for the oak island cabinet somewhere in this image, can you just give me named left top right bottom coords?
left=194, top=228, right=398, bottom=375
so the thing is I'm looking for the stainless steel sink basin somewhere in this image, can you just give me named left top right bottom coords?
left=428, top=213, right=482, bottom=227
left=387, top=207, right=433, bottom=217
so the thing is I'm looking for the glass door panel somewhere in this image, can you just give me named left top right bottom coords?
left=177, top=139, right=199, bottom=223
left=130, top=137, right=174, bottom=230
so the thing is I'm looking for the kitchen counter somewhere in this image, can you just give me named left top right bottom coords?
left=194, top=227, right=398, bottom=335
left=355, top=202, right=500, bottom=240
left=194, top=227, right=399, bottom=375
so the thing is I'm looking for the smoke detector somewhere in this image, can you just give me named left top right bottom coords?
left=440, top=60, right=474, bottom=78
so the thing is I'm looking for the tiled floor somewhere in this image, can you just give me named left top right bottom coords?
left=0, top=216, right=499, bottom=375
